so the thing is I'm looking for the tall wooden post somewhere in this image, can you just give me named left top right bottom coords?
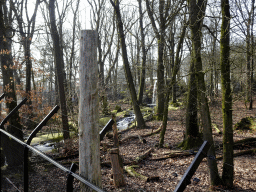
left=79, top=30, right=102, bottom=190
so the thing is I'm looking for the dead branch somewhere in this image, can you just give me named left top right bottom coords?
left=215, top=137, right=256, bottom=149
left=132, top=148, right=153, bottom=164
left=150, top=150, right=194, bottom=161
left=124, top=165, right=159, bottom=182
left=216, top=148, right=256, bottom=161
left=120, top=126, right=162, bottom=143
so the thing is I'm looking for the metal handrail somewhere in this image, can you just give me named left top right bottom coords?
left=0, top=98, right=104, bottom=192
left=174, top=141, right=210, bottom=192
left=24, top=105, right=60, bottom=191
left=0, top=127, right=104, bottom=192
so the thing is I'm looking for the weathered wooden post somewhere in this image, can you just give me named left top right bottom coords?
left=79, top=30, right=102, bottom=191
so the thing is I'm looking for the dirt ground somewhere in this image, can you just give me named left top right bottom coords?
left=1, top=97, right=256, bottom=192
left=100, top=97, right=256, bottom=192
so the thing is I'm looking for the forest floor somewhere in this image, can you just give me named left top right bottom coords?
left=99, top=97, right=256, bottom=192
left=1, top=96, right=256, bottom=191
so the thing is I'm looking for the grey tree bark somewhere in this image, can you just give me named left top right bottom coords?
left=79, top=30, right=102, bottom=190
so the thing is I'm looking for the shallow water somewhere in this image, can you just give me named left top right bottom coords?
left=116, top=114, right=135, bottom=130
left=33, top=143, right=55, bottom=153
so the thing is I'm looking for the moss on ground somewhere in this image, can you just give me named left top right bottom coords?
left=28, top=132, right=64, bottom=145
left=234, top=116, right=256, bottom=131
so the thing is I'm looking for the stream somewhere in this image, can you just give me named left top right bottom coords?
left=33, top=143, right=55, bottom=153
left=116, top=113, right=136, bottom=130
left=31, top=114, right=136, bottom=153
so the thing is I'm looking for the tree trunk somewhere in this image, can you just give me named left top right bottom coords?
left=79, top=30, right=102, bottom=190
left=188, top=0, right=222, bottom=186
left=156, top=1, right=165, bottom=120
left=181, top=19, right=201, bottom=150
left=249, top=0, right=255, bottom=109
left=159, top=85, right=169, bottom=148
left=68, top=0, right=80, bottom=113
left=49, top=0, right=70, bottom=140
left=159, top=21, right=186, bottom=149
left=145, top=0, right=167, bottom=120
left=138, top=0, right=146, bottom=105
left=220, top=0, right=233, bottom=187
left=0, top=2, right=23, bottom=167
left=182, top=61, right=201, bottom=149
left=110, top=0, right=145, bottom=128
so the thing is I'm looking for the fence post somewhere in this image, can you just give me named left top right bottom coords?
left=79, top=30, right=102, bottom=190
left=66, top=163, right=78, bottom=191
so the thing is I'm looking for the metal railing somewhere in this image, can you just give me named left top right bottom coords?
left=174, top=140, right=210, bottom=192
left=0, top=93, right=211, bottom=192
left=0, top=95, right=104, bottom=192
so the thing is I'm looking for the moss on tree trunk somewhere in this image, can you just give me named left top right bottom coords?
left=187, top=0, right=222, bottom=186
left=220, top=0, right=233, bottom=187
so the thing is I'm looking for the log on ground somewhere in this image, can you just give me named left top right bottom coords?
left=124, top=165, right=159, bottom=182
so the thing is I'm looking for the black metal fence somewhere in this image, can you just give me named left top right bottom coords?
left=174, top=140, right=210, bottom=192
left=0, top=94, right=104, bottom=192
left=0, top=93, right=210, bottom=192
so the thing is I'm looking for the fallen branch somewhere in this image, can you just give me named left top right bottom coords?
left=212, top=123, right=222, bottom=134
left=215, top=137, right=256, bottom=150
left=138, top=135, right=146, bottom=144
left=120, top=126, right=162, bottom=143
left=132, top=148, right=153, bottom=164
left=124, top=165, right=159, bottom=182
left=150, top=150, right=195, bottom=161
left=100, top=142, right=114, bottom=148
left=101, top=148, right=154, bottom=167
left=216, top=148, right=256, bottom=161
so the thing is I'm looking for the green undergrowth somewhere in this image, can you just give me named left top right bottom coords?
left=168, top=102, right=182, bottom=111
left=234, top=116, right=256, bottom=131
left=28, top=132, right=64, bottom=145
left=28, top=131, right=77, bottom=145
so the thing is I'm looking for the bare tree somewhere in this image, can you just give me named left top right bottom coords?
left=88, top=0, right=116, bottom=115
left=10, top=0, right=41, bottom=129
left=0, top=0, right=23, bottom=167
left=232, top=0, right=256, bottom=108
left=10, top=0, right=41, bottom=95
left=137, top=0, right=147, bottom=105
left=110, top=0, right=145, bottom=128
left=145, top=0, right=185, bottom=119
left=48, top=0, right=70, bottom=140
left=188, top=0, right=222, bottom=186
left=221, top=0, right=233, bottom=187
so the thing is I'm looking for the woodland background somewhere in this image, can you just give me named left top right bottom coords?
left=0, top=0, right=256, bottom=191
